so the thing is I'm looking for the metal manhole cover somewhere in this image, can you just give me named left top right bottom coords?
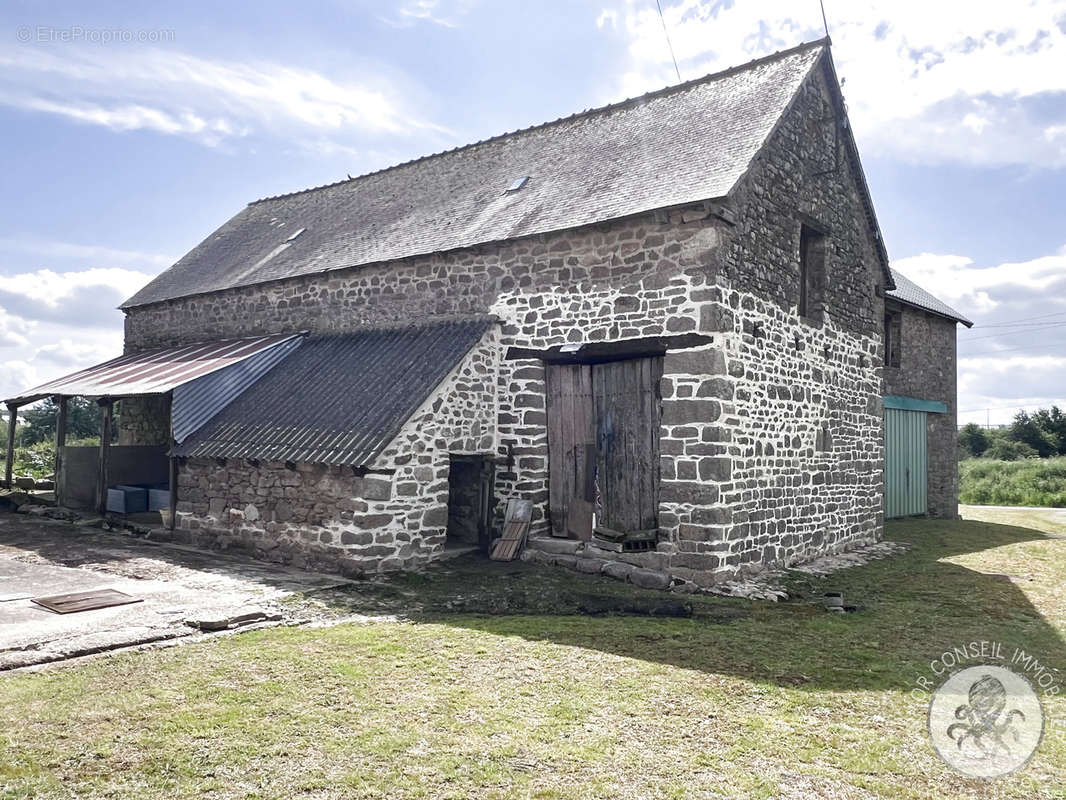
left=31, top=589, right=142, bottom=614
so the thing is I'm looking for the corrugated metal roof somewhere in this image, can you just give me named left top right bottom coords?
left=5, top=333, right=302, bottom=405
left=887, top=269, right=973, bottom=327
left=174, top=319, right=493, bottom=466
left=171, top=336, right=304, bottom=444
left=123, top=41, right=835, bottom=308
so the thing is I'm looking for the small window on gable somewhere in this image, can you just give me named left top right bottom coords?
left=884, top=307, right=902, bottom=368
left=799, top=224, right=826, bottom=322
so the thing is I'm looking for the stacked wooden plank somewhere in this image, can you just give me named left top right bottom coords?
left=489, top=499, right=533, bottom=561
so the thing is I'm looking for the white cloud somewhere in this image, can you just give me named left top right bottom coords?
left=595, top=0, right=1066, bottom=167
left=0, top=44, right=450, bottom=147
left=0, top=308, right=30, bottom=348
left=1, top=267, right=153, bottom=308
left=597, top=9, right=618, bottom=29
left=382, top=0, right=474, bottom=28
left=0, top=236, right=174, bottom=270
left=892, top=246, right=1066, bottom=315
left=892, top=246, right=1066, bottom=424
left=0, top=263, right=155, bottom=400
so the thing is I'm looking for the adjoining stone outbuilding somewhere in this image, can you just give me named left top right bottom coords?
left=4, top=38, right=966, bottom=586
left=882, top=270, right=972, bottom=520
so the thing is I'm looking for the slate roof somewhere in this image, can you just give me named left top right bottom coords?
left=173, top=318, right=492, bottom=466
left=887, top=269, right=973, bottom=327
left=124, top=40, right=840, bottom=308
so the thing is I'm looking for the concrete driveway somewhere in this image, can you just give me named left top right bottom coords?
left=0, top=511, right=349, bottom=670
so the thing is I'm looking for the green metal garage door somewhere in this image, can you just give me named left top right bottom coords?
left=885, top=407, right=927, bottom=518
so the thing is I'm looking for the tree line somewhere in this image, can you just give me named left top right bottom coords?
left=1, top=397, right=102, bottom=447
left=958, top=407, right=1066, bottom=461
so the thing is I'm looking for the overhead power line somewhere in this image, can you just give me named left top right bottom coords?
left=969, top=309, right=1066, bottom=328
left=654, top=0, right=682, bottom=83
left=959, top=340, right=1066, bottom=359
left=960, top=321, right=1066, bottom=343
left=959, top=402, right=1064, bottom=414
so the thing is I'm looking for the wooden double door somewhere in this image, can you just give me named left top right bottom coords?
left=545, top=356, right=663, bottom=539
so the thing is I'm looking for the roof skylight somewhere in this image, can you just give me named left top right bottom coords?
left=505, top=176, right=529, bottom=193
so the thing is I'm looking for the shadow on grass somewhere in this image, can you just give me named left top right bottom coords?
left=325, top=517, right=1066, bottom=692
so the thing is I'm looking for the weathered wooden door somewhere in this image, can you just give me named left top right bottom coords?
left=545, top=364, right=596, bottom=539
left=593, top=357, right=663, bottom=533
left=545, top=357, right=662, bottom=539
left=884, top=408, right=928, bottom=518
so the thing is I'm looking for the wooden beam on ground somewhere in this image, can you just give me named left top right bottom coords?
left=96, top=399, right=113, bottom=515
left=53, top=396, right=67, bottom=506
left=4, top=402, right=17, bottom=490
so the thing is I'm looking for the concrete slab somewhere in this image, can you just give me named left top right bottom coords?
left=0, top=511, right=350, bottom=670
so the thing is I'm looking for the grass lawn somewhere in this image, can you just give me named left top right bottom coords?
left=2, top=513, right=1066, bottom=799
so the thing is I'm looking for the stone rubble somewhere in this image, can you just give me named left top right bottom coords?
left=524, top=536, right=909, bottom=602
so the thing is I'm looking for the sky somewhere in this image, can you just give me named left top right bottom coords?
left=0, top=0, right=1064, bottom=425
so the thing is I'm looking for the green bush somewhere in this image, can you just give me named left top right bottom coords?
left=984, top=438, right=1038, bottom=461
left=9, top=441, right=57, bottom=479
left=0, top=437, right=100, bottom=481
left=959, top=457, right=1066, bottom=507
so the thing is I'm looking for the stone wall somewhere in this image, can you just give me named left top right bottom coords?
left=128, top=207, right=726, bottom=546
left=883, top=304, right=959, bottom=518
left=644, top=61, right=887, bottom=580
left=128, top=54, right=891, bottom=581
left=117, top=395, right=171, bottom=446
left=172, top=327, right=500, bottom=572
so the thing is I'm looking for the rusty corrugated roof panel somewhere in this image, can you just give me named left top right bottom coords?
left=173, top=318, right=493, bottom=467
left=5, top=333, right=303, bottom=405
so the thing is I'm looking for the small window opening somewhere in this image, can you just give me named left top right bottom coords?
left=505, top=176, right=529, bottom=193
left=799, top=224, right=827, bottom=321
left=884, top=308, right=902, bottom=368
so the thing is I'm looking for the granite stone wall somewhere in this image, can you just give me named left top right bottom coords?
left=126, top=57, right=891, bottom=581
left=883, top=304, right=960, bottom=518
left=117, top=395, right=171, bottom=446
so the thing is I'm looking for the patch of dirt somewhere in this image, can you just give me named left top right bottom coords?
left=306, top=554, right=751, bottom=623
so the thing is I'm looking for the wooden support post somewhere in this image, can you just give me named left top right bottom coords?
left=168, top=454, right=178, bottom=531
left=97, top=399, right=113, bottom=515
left=4, top=403, right=17, bottom=490
left=54, top=396, right=68, bottom=505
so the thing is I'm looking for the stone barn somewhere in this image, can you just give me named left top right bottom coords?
left=5, top=38, right=963, bottom=587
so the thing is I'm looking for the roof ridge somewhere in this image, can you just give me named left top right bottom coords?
left=249, top=37, right=830, bottom=207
